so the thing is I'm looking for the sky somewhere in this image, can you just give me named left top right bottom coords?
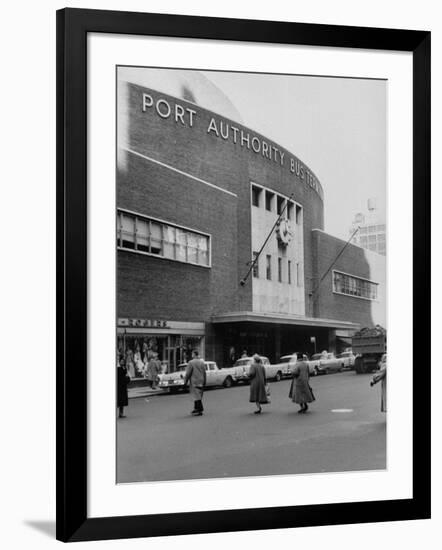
left=119, top=67, right=387, bottom=241
left=203, top=70, right=387, bottom=240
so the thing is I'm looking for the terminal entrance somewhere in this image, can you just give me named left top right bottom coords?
left=213, top=322, right=332, bottom=367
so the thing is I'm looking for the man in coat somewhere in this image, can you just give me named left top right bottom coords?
left=183, top=350, right=207, bottom=416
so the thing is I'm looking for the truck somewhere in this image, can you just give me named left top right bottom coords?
left=352, top=325, right=387, bottom=374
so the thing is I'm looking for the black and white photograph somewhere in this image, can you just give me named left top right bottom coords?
left=116, top=66, right=387, bottom=484
left=0, top=0, right=436, bottom=547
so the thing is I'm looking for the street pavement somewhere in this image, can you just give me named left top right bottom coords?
left=117, top=370, right=386, bottom=483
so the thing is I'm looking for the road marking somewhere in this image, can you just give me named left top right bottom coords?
left=331, top=408, right=354, bottom=413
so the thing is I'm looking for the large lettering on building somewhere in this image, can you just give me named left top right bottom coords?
left=141, top=92, right=323, bottom=200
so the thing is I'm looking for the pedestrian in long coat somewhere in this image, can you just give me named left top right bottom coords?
left=289, top=353, right=315, bottom=413
left=249, top=354, right=268, bottom=414
left=146, top=353, right=161, bottom=389
left=183, top=350, right=207, bottom=416
left=117, top=357, right=130, bottom=418
left=371, top=364, right=387, bottom=412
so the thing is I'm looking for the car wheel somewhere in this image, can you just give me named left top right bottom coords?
left=315, top=366, right=320, bottom=376
left=275, top=371, right=282, bottom=382
left=223, top=376, right=233, bottom=388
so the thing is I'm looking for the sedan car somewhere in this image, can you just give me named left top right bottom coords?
left=157, top=364, right=188, bottom=393
left=158, top=361, right=241, bottom=393
left=277, top=354, right=316, bottom=377
left=336, top=350, right=356, bottom=370
left=310, top=352, right=343, bottom=374
left=233, top=356, right=283, bottom=381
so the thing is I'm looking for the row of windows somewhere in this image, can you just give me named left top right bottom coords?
left=359, top=233, right=386, bottom=246
left=333, top=271, right=378, bottom=300
left=359, top=224, right=386, bottom=234
left=367, top=243, right=386, bottom=255
left=117, top=211, right=210, bottom=267
left=251, top=185, right=302, bottom=223
left=252, top=252, right=301, bottom=285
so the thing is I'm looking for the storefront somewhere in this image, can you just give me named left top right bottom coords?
left=117, top=318, right=205, bottom=379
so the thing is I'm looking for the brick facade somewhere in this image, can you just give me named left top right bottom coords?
left=117, top=79, right=384, bottom=368
left=311, top=230, right=385, bottom=328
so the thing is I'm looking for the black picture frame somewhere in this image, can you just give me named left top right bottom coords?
left=56, top=7, right=431, bottom=542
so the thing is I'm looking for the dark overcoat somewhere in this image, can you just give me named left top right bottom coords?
left=289, top=361, right=315, bottom=404
left=249, top=362, right=268, bottom=404
left=117, top=366, right=130, bottom=407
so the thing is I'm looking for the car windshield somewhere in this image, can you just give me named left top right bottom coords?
left=280, top=355, right=296, bottom=361
left=311, top=354, right=322, bottom=360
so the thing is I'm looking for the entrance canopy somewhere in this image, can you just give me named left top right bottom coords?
left=211, top=311, right=359, bottom=331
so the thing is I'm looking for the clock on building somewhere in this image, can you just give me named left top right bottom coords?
left=276, top=218, right=293, bottom=246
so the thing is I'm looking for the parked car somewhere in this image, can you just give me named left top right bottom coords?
left=308, top=353, right=324, bottom=373
left=158, top=361, right=241, bottom=393
left=336, top=350, right=356, bottom=369
left=309, top=351, right=342, bottom=374
left=157, top=364, right=188, bottom=393
left=233, top=356, right=283, bottom=382
left=276, top=354, right=316, bottom=377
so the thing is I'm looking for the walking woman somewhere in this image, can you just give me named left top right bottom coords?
left=249, top=354, right=269, bottom=414
left=289, top=353, right=315, bottom=413
left=117, top=356, right=131, bottom=418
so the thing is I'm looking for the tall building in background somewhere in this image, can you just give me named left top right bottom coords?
left=349, top=199, right=386, bottom=256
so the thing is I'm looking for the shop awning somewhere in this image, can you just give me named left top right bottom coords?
left=210, top=311, right=359, bottom=331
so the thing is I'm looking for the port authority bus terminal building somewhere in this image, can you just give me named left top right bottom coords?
left=117, top=71, right=386, bottom=377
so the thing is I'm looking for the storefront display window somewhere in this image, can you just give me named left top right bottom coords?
left=117, top=333, right=204, bottom=378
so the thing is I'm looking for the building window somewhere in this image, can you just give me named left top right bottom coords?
left=333, top=270, right=378, bottom=300
left=251, top=185, right=262, bottom=207
left=117, top=210, right=210, bottom=267
left=252, top=251, right=259, bottom=278
left=265, top=191, right=274, bottom=211
left=278, top=257, right=282, bottom=282
left=296, top=262, right=301, bottom=286
left=277, top=196, right=285, bottom=216
left=296, top=205, right=302, bottom=225
left=266, top=255, right=272, bottom=280
left=288, top=260, right=292, bottom=284
left=287, top=202, right=294, bottom=221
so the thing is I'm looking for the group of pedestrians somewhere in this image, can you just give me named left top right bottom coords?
left=118, top=348, right=386, bottom=419
left=248, top=352, right=315, bottom=415
left=183, top=351, right=315, bottom=417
